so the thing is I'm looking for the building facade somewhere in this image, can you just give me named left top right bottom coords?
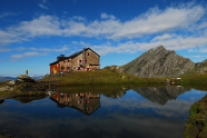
left=49, top=48, right=100, bottom=74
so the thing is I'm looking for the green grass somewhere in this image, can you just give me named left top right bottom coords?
left=179, top=72, right=207, bottom=86
left=39, top=69, right=166, bottom=86
left=184, top=94, right=207, bottom=138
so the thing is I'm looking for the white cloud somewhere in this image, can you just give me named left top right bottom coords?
left=11, top=52, right=48, bottom=59
left=0, top=2, right=207, bottom=52
left=70, top=16, right=85, bottom=21
left=198, top=22, right=207, bottom=29
left=101, top=13, right=116, bottom=20
left=192, top=55, right=203, bottom=58
left=0, top=12, right=17, bottom=18
left=0, top=46, right=25, bottom=52
left=38, top=3, right=48, bottom=10
left=151, top=33, right=174, bottom=41
left=199, top=48, right=207, bottom=52
left=0, top=48, right=12, bottom=52
left=83, top=34, right=207, bottom=55
left=72, top=41, right=78, bottom=44
left=29, top=46, right=69, bottom=52
left=14, top=46, right=26, bottom=51
left=188, top=48, right=197, bottom=52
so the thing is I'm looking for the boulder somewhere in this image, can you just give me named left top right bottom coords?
left=7, top=80, right=16, bottom=85
left=121, top=76, right=125, bottom=78
left=17, top=74, right=36, bottom=82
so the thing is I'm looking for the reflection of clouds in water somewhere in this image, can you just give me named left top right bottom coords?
left=101, top=96, right=194, bottom=117
left=0, top=109, right=186, bottom=138
left=1, top=89, right=206, bottom=138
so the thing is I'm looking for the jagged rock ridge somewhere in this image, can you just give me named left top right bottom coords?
left=122, top=46, right=195, bottom=78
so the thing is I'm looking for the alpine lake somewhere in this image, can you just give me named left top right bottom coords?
left=0, top=84, right=206, bottom=138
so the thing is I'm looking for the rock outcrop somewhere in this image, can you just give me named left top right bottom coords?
left=122, top=46, right=195, bottom=78
left=17, top=75, right=36, bottom=82
left=6, top=75, right=36, bottom=86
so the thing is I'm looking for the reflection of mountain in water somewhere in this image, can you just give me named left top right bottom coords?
left=13, top=96, right=47, bottom=104
left=50, top=92, right=100, bottom=115
left=106, top=91, right=126, bottom=98
left=133, top=87, right=191, bottom=105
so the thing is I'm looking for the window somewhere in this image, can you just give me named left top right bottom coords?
left=87, top=53, right=90, bottom=56
left=79, top=60, right=81, bottom=63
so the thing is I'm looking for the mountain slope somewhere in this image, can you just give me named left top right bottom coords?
left=180, top=59, right=207, bottom=77
left=122, top=46, right=195, bottom=78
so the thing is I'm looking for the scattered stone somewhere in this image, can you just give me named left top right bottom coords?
left=7, top=80, right=16, bottom=85
left=0, top=86, right=10, bottom=91
left=121, top=76, right=125, bottom=79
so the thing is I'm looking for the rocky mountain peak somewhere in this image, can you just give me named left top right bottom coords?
left=121, top=45, right=195, bottom=78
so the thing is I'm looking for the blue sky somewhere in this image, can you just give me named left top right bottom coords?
left=0, top=0, right=207, bottom=77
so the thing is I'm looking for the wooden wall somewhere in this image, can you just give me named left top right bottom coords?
left=50, top=63, right=59, bottom=74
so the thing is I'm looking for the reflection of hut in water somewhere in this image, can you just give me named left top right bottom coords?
left=50, top=92, right=100, bottom=115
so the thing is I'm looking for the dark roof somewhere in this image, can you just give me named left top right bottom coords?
left=50, top=48, right=100, bottom=65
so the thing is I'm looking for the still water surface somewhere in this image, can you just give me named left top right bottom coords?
left=0, top=86, right=207, bottom=138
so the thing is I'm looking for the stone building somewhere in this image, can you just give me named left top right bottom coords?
left=49, top=48, right=100, bottom=74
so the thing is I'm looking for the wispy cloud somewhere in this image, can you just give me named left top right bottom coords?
left=80, top=33, right=207, bottom=55
left=38, top=0, right=50, bottom=10
left=38, top=3, right=48, bottom=10
left=0, top=46, right=25, bottom=52
left=10, top=52, right=48, bottom=59
left=69, top=16, right=85, bottom=21
left=0, top=48, right=12, bottom=52
left=1, top=2, right=207, bottom=55
left=14, top=46, right=26, bottom=51
left=72, top=41, right=78, bottom=44
left=0, top=12, right=17, bottom=18
left=191, top=55, right=203, bottom=58
left=199, top=48, right=207, bottom=52
left=100, top=13, right=116, bottom=20
left=29, top=46, right=69, bottom=52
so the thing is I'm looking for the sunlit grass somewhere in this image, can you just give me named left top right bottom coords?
left=39, top=69, right=166, bottom=86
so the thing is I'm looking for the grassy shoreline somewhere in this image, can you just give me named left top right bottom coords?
left=184, top=94, right=207, bottom=138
